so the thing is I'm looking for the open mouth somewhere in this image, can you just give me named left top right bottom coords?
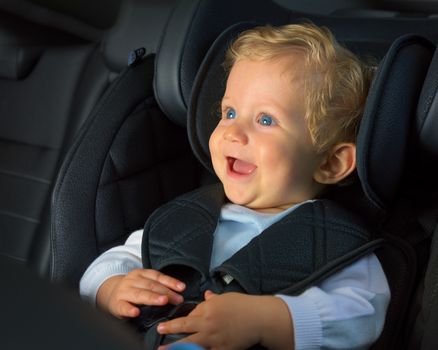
left=227, top=157, right=257, bottom=176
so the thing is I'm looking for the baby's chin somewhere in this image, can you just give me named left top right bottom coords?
left=223, top=190, right=251, bottom=207
left=224, top=193, right=285, bottom=214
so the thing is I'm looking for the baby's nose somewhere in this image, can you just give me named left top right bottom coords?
left=223, top=122, right=249, bottom=144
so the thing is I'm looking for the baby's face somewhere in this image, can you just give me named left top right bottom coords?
left=209, top=56, right=325, bottom=213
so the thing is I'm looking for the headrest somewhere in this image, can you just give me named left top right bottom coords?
left=188, top=22, right=434, bottom=212
left=357, top=35, right=434, bottom=210
left=154, top=0, right=287, bottom=127
left=26, top=0, right=121, bottom=30
left=101, top=0, right=176, bottom=72
left=0, top=0, right=114, bottom=41
left=0, top=46, right=41, bottom=80
left=0, top=10, right=83, bottom=80
left=0, top=0, right=178, bottom=74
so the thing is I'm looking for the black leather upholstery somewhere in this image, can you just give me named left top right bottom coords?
left=0, top=10, right=102, bottom=274
left=0, top=0, right=176, bottom=276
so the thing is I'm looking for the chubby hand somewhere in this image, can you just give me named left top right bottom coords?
left=96, top=269, right=186, bottom=318
left=157, top=291, right=295, bottom=350
left=157, top=291, right=263, bottom=350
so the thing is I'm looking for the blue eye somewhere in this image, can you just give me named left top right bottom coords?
left=225, top=108, right=237, bottom=119
left=258, top=114, right=276, bottom=126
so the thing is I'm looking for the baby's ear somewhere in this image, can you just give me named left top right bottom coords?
left=313, top=143, right=356, bottom=185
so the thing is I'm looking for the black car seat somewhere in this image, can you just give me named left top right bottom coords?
left=48, top=2, right=438, bottom=348
left=50, top=0, right=288, bottom=289
left=0, top=0, right=178, bottom=277
left=188, top=21, right=434, bottom=349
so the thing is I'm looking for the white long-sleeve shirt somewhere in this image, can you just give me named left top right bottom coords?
left=80, top=202, right=390, bottom=349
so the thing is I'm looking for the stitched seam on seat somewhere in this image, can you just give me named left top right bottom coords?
left=0, top=210, right=40, bottom=223
left=0, top=136, right=59, bottom=150
left=0, top=252, right=26, bottom=263
left=0, top=169, right=51, bottom=184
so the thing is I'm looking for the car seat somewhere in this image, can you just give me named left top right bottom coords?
left=0, top=0, right=178, bottom=276
left=188, top=21, right=434, bottom=349
left=49, top=2, right=438, bottom=349
left=50, top=0, right=288, bottom=289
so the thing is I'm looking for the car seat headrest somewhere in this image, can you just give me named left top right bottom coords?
left=101, top=0, right=176, bottom=73
left=0, top=45, right=42, bottom=80
left=154, top=0, right=287, bottom=127
left=188, top=23, right=434, bottom=212
left=0, top=0, right=119, bottom=42
left=6, top=0, right=120, bottom=30
left=0, top=0, right=171, bottom=74
left=356, top=35, right=434, bottom=210
left=0, top=11, right=84, bottom=80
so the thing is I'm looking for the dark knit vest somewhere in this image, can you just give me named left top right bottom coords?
left=141, top=183, right=382, bottom=299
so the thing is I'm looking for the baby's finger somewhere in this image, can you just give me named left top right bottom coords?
left=141, top=269, right=186, bottom=292
left=129, top=279, right=184, bottom=305
left=157, top=315, right=202, bottom=335
left=121, top=286, right=174, bottom=306
left=112, top=300, right=140, bottom=318
left=204, top=290, right=217, bottom=300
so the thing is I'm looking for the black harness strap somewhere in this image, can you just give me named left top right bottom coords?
left=142, top=183, right=379, bottom=297
left=136, top=183, right=382, bottom=348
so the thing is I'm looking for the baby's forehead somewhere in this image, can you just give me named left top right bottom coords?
left=224, top=56, right=309, bottom=94
left=231, top=54, right=309, bottom=83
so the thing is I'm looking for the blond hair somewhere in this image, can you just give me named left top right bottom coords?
left=224, top=22, right=375, bottom=153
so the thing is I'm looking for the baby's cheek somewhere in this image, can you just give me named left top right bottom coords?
left=209, top=125, right=223, bottom=149
left=209, top=133, right=223, bottom=168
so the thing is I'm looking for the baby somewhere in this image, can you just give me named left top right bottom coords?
left=81, top=23, right=390, bottom=349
